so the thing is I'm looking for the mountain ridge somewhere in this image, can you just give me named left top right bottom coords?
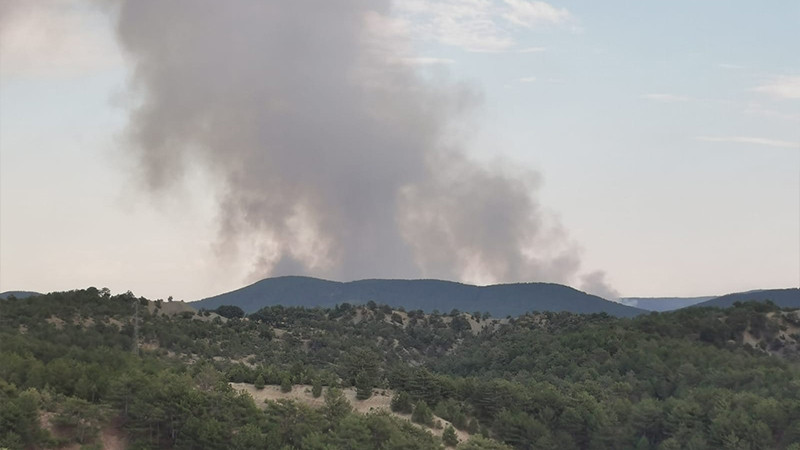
left=192, top=276, right=648, bottom=318
left=0, top=290, right=42, bottom=300
left=692, top=288, right=800, bottom=309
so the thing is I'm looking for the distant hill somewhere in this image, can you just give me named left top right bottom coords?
left=192, top=276, right=647, bottom=318
left=619, top=296, right=714, bottom=312
left=0, top=291, right=42, bottom=300
left=693, top=288, right=800, bottom=309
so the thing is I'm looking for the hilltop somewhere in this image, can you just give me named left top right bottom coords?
left=693, top=288, right=800, bottom=309
left=0, top=290, right=42, bottom=300
left=193, top=276, right=647, bottom=318
left=619, top=288, right=800, bottom=312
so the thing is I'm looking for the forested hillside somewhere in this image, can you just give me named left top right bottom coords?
left=693, top=289, right=800, bottom=309
left=2, top=288, right=799, bottom=449
left=193, top=276, right=646, bottom=317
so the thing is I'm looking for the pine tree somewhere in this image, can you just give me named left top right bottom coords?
left=442, top=424, right=459, bottom=447
left=324, top=387, right=352, bottom=424
left=312, top=379, right=323, bottom=398
left=254, top=374, right=265, bottom=390
left=355, top=372, right=372, bottom=400
left=280, top=375, right=292, bottom=393
left=390, top=391, right=413, bottom=414
left=412, top=401, right=433, bottom=426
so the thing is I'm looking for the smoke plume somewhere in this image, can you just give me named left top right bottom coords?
left=580, top=271, right=621, bottom=301
left=112, top=0, right=589, bottom=288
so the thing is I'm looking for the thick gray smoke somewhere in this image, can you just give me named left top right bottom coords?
left=113, top=0, right=592, bottom=288
left=580, top=271, right=621, bottom=301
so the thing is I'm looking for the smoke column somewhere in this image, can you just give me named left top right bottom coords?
left=112, top=0, right=601, bottom=289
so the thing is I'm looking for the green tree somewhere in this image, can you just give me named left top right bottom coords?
left=355, top=372, right=373, bottom=400
left=231, top=423, right=265, bottom=449
left=391, top=391, right=413, bottom=414
left=312, top=379, right=323, bottom=398
left=254, top=374, right=265, bottom=390
left=324, top=387, right=352, bottom=424
left=51, top=397, right=103, bottom=445
left=214, top=305, right=245, bottom=319
left=442, top=424, right=459, bottom=446
left=412, top=401, right=433, bottom=426
left=0, top=386, right=44, bottom=448
left=280, top=375, right=292, bottom=393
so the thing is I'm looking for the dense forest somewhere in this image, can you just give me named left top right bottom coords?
left=1, top=288, right=799, bottom=449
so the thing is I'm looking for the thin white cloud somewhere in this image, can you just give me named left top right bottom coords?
left=362, top=12, right=459, bottom=75
left=742, top=105, right=800, bottom=123
left=641, top=93, right=691, bottom=103
left=517, top=46, right=547, bottom=53
left=394, top=0, right=571, bottom=52
left=394, top=0, right=514, bottom=52
left=696, top=136, right=800, bottom=149
left=754, top=76, right=800, bottom=100
left=518, top=76, right=537, bottom=82
left=502, top=0, right=571, bottom=28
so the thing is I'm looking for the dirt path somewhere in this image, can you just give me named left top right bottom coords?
left=231, top=383, right=471, bottom=443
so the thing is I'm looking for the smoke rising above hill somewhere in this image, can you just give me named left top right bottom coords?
left=111, top=0, right=604, bottom=291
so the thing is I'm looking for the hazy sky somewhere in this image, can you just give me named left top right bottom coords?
left=1, top=0, right=798, bottom=301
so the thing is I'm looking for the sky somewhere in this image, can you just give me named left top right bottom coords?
left=1, top=0, right=798, bottom=302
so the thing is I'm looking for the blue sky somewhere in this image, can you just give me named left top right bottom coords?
left=1, top=0, right=798, bottom=300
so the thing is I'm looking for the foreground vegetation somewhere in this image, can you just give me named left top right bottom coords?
left=1, top=288, right=799, bottom=449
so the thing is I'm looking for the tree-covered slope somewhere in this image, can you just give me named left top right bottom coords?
left=694, top=288, right=800, bottom=309
left=0, top=289, right=458, bottom=449
left=193, top=276, right=647, bottom=318
left=2, top=288, right=799, bottom=449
